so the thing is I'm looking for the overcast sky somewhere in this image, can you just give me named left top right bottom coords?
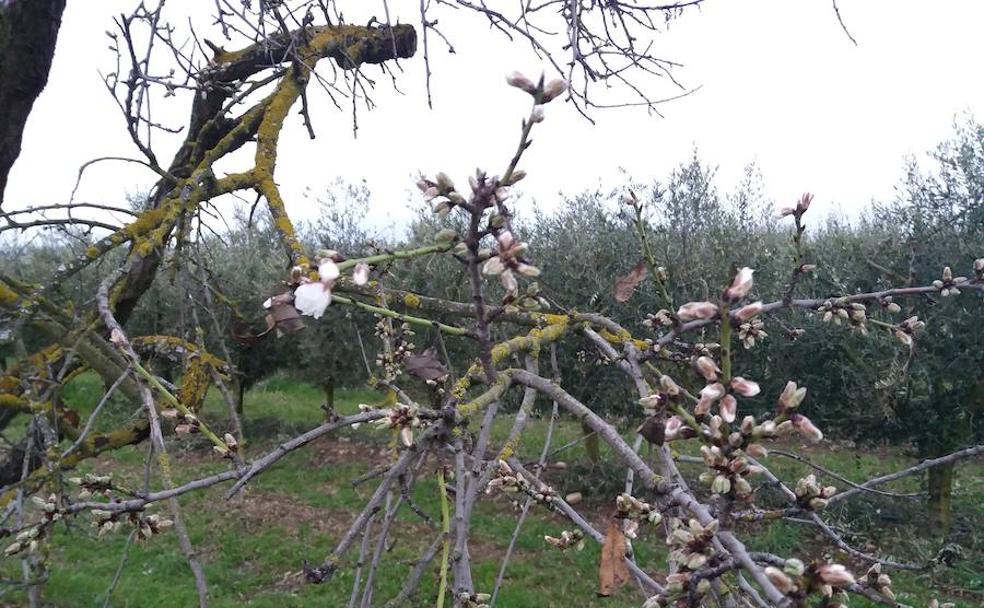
left=5, top=1, right=983, bottom=234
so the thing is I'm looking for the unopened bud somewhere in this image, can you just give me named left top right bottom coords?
left=506, top=71, right=538, bottom=94
left=541, top=78, right=568, bottom=102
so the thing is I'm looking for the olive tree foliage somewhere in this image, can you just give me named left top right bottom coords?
left=1, top=2, right=984, bottom=608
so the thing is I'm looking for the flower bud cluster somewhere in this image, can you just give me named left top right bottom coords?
left=642, top=309, right=674, bottom=329
left=373, top=319, right=415, bottom=382
left=862, top=563, right=896, bottom=601
left=894, top=314, right=925, bottom=347
left=485, top=460, right=556, bottom=506
left=615, top=493, right=663, bottom=531
left=456, top=591, right=492, bottom=608
left=777, top=193, right=813, bottom=218
left=543, top=528, right=585, bottom=551
left=879, top=295, right=902, bottom=314
left=817, top=299, right=867, bottom=334
left=162, top=408, right=201, bottom=436
left=4, top=524, right=45, bottom=557
left=793, top=474, right=837, bottom=511
left=697, top=439, right=762, bottom=499
left=69, top=473, right=115, bottom=501
left=363, top=402, right=422, bottom=447
left=738, top=316, right=767, bottom=349
left=135, top=513, right=174, bottom=541
left=418, top=172, right=465, bottom=218
left=505, top=71, right=568, bottom=103
left=932, top=266, right=968, bottom=297
left=666, top=518, right=719, bottom=575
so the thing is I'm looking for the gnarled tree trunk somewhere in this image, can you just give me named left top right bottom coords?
left=0, top=0, right=67, bottom=206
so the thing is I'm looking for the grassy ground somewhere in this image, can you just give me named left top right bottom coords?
left=2, top=374, right=983, bottom=607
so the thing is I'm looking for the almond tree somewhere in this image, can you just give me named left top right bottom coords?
left=0, top=2, right=981, bottom=607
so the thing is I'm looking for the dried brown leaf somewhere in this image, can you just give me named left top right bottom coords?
left=637, top=416, right=665, bottom=446
left=614, top=261, right=648, bottom=303
left=598, top=521, right=630, bottom=596
left=404, top=347, right=449, bottom=381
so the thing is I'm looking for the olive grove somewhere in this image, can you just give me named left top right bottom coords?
left=0, top=1, right=982, bottom=607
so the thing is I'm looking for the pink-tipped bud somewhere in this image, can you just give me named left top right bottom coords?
left=816, top=563, right=855, bottom=587
left=506, top=71, right=537, bottom=94
left=730, top=377, right=761, bottom=398
left=733, top=301, right=763, bottom=322
left=700, top=382, right=726, bottom=402
left=694, top=397, right=713, bottom=417
left=530, top=105, right=545, bottom=123
left=797, top=192, right=814, bottom=212
left=765, top=567, right=796, bottom=594
left=318, top=259, right=340, bottom=283
left=542, top=78, right=568, bottom=102
left=676, top=301, right=719, bottom=321
left=746, top=443, right=768, bottom=458
left=664, top=416, right=683, bottom=440
left=724, top=267, right=754, bottom=303
left=719, top=394, right=737, bottom=423
left=496, top=230, right=516, bottom=250
left=791, top=414, right=823, bottom=442
left=660, top=375, right=680, bottom=396
left=695, top=356, right=720, bottom=382
left=352, top=262, right=370, bottom=286
left=778, top=381, right=807, bottom=410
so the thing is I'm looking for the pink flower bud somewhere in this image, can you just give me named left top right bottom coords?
left=676, top=301, right=719, bottom=321
left=719, top=394, right=737, bottom=423
left=778, top=381, right=807, bottom=410
left=791, top=414, right=823, bottom=442
left=765, top=567, right=796, bottom=593
left=797, top=192, right=813, bottom=212
left=695, top=356, right=720, bottom=381
left=724, top=267, right=754, bottom=303
left=482, top=256, right=505, bottom=276
left=496, top=230, right=515, bottom=250
left=318, top=259, right=340, bottom=283
left=542, top=78, right=568, bottom=102
left=746, top=443, right=768, bottom=458
left=660, top=375, right=681, bottom=396
left=730, top=377, right=761, bottom=397
left=694, top=397, right=713, bottom=417
left=352, top=262, right=370, bottom=286
left=530, top=105, right=545, bottom=123
left=777, top=205, right=796, bottom=218
left=700, top=382, right=726, bottom=402
left=506, top=71, right=538, bottom=94
left=639, top=393, right=663, bottom=411
left=816, top=563, right=855, bottom=587
left=733, top=301, right=763, bottom=322
left=664, top=416, right=683, bottom=440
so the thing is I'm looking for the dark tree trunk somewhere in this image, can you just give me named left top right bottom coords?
left=927, top=461, right=955, bottom=533
left=321, top=376, right=335, bottom=420
left=236, top=378, right=246, bottom=415
left=0, top=0, right=67, bottom=206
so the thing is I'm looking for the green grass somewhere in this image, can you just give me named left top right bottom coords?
left=2, top=373, right=982, bottom=606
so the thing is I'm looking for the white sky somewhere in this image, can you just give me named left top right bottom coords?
left=5, top=1, right=983, bottom=234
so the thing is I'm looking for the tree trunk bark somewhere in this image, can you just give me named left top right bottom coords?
left=0, top=0, right=67, bottom=206
left=927, top=461, right=955, bottom=533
